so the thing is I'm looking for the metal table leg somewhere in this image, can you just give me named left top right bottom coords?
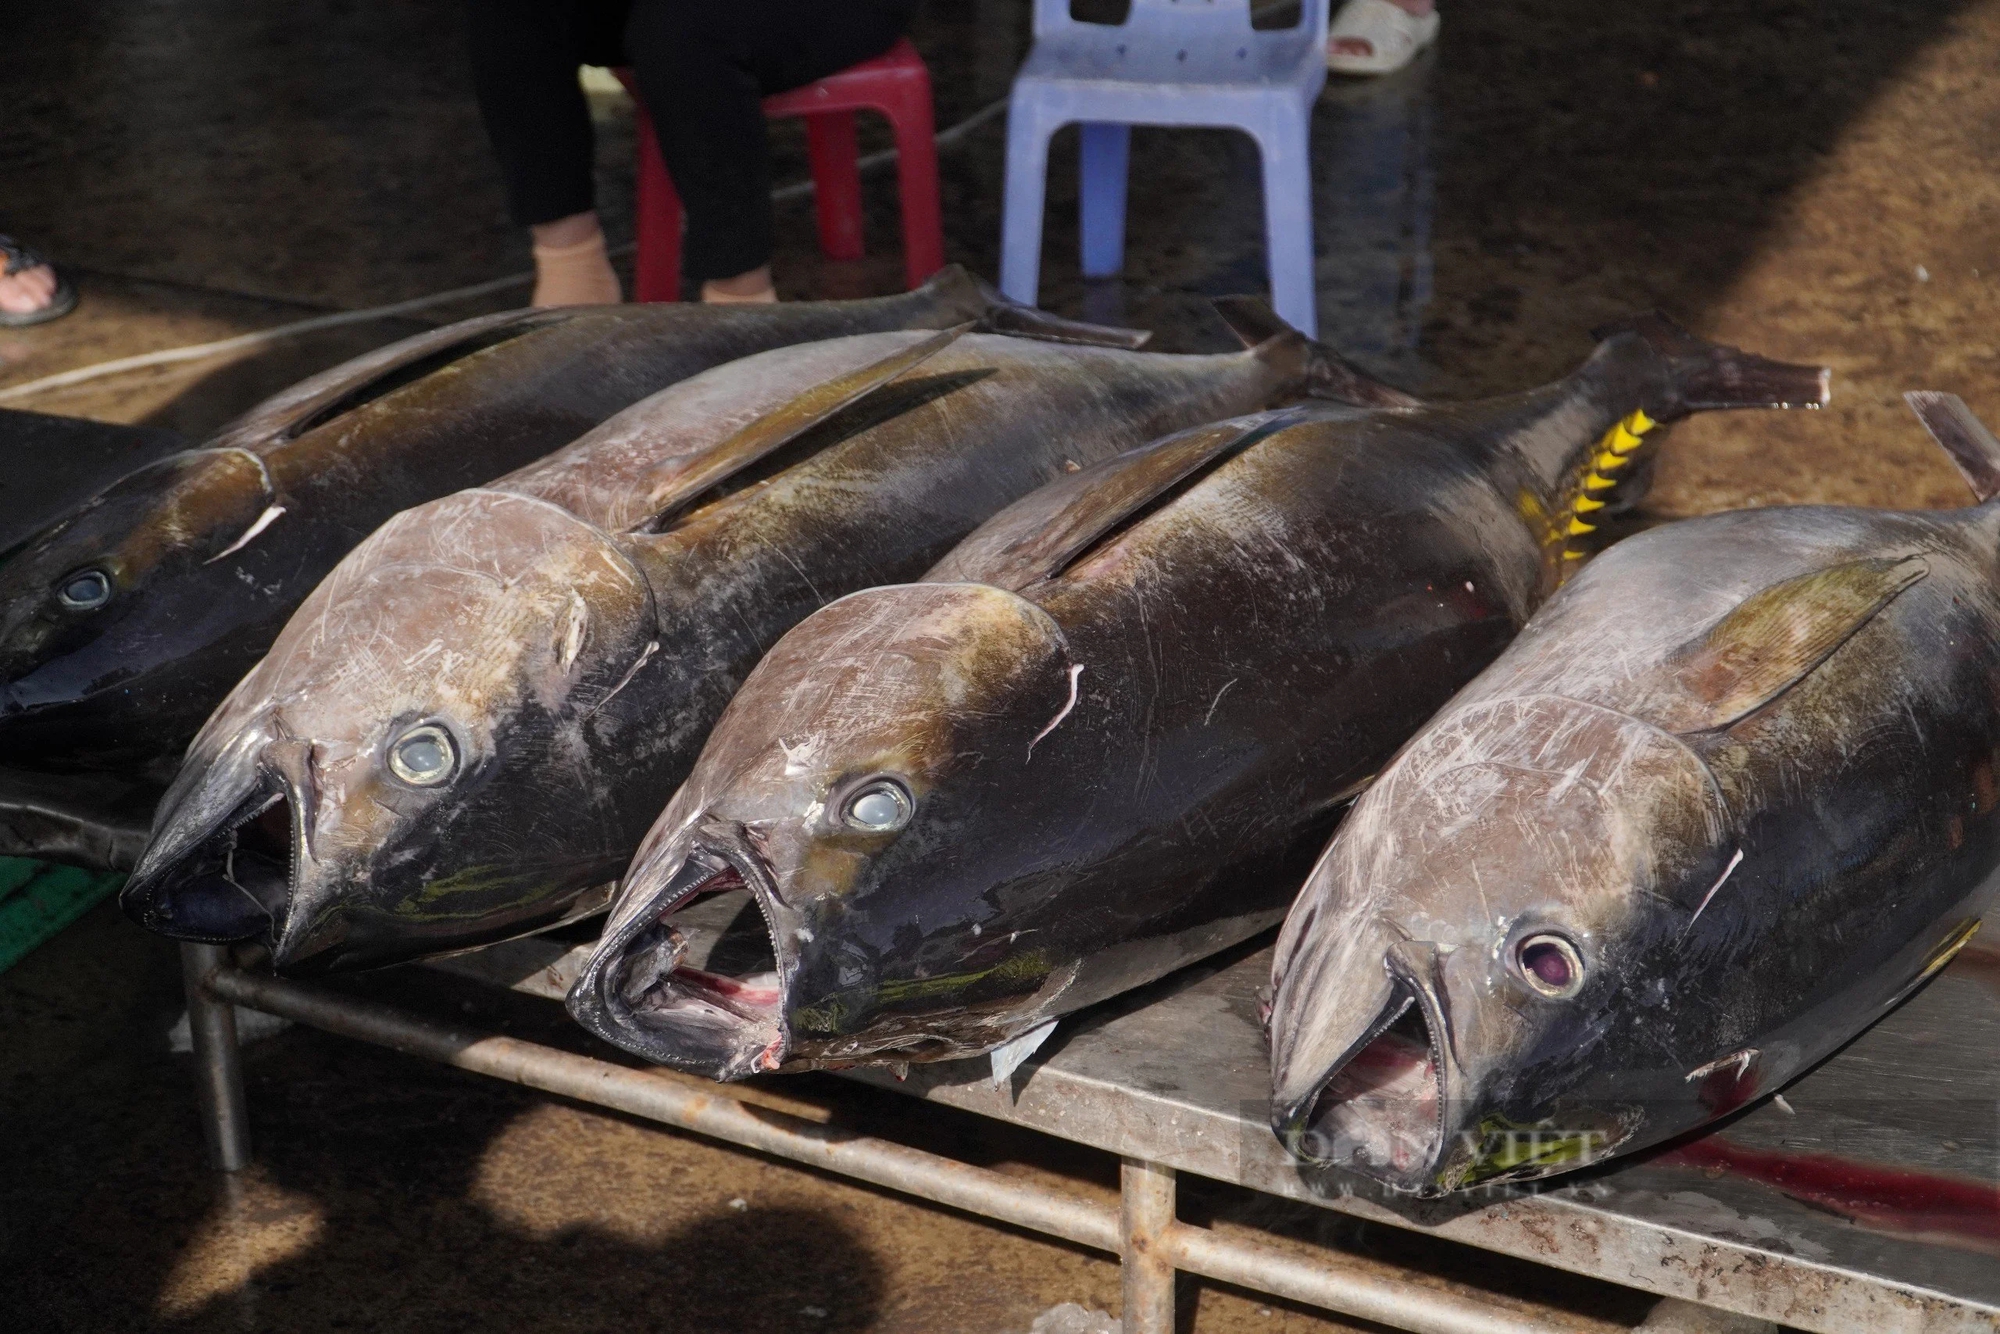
left=200, top=963, right=1698, bottom=1334
left=180, top=942, right=251, bottom=1172
left=1121, top=1157, right=1178, bottom=1334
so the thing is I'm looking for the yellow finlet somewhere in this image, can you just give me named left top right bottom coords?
left=1920, top=919, right=1981, bottom=981
left=1607, top=410, right=1657, bottom=456
left=1549, top=408, right=1661, bottom=585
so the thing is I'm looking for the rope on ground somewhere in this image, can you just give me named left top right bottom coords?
left=0, top=95, right=1011, bottom=407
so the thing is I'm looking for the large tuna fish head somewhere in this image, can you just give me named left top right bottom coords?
left=121, top=489, right=660, bottom=972
left=0, top=449, right=279, bottom=777
left=1268, top=694, right=1738, bottom=1196
left=570, top=581, right=1076, bottom=1080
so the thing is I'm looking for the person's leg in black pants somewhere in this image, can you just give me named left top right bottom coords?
left=466, top=0, right=631, bottom=305
left=622, top=0, right=917, bottom=301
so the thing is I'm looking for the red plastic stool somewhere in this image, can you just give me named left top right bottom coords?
left=616, top=38, right=946, bottom=303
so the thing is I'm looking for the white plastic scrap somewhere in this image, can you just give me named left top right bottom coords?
left=989, top=1017, right=1060, bottom=1088
left=168, top=1005, right=292, bottom=1052
left=1029, top=1303, right=1120, bottom=1334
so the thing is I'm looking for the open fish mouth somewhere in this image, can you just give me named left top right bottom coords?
left=568, top=837, right=793, bottom=1081
left=1278, top=981, right=1450, bottom=1193
left=123, top=781, right=297, bottom=946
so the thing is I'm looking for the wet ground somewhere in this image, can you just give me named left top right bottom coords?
left=5, top=0, right=1999, bottom=1329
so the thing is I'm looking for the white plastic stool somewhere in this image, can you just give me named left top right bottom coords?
left=1000, top=0, right=1330, bottom=336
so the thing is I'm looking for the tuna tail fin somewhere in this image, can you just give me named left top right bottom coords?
left=1905, top=391, right=2000, bottom=502
left=1591, top=311, right=1830, bottom=414
left=1211, top=297, right=1422, bottom=409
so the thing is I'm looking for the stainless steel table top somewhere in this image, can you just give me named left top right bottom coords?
left=437, top=893, right=2000, bottom=1333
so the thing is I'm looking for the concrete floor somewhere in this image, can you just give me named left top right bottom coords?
left=5, top=0, right=2000, bottom=1329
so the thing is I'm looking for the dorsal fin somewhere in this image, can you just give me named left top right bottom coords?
left=926, top=408, right=1310, bottom=592
left=1638, top=556, right=1929, bottom=733
left=1212, top=297, right=1420, bottom=409
left=1213, top=296, right=1297, bottom=350
left=1906, top=391, right=2000, bottom=502
left=642, top=324, right=973, bottom=527
left=209, top=306, right=573, bottom=453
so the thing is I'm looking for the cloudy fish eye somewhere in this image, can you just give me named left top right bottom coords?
left=1516, top=933, right=1585, bottom=999
left=57, top=569, right=112, bottom=610
left=388, top=724, right=457, bottom=787
left=842, top=779, right=912, bottom=833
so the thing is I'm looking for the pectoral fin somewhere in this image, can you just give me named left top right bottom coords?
left=926, top=409, right=1306, bottom=591
left=980, top=303, right=1152, bottom=349
left=1906, top=391, right=2000, bottom=502
left=1647, top=555, right=1928, bottom=733
left=212, top=306, right=570, bottom=451
left=930, top=265, right=1151, bottom=348
left=643, top=323, right=974, bottom=526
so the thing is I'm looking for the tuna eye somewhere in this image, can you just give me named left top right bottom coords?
left=1517, top=933, right=1585, bottom=998
left=387, top=725, right=456, bottom=787
left=57, top=569, right=112, bottom=610
left=842, top=779, right=912, bottom=833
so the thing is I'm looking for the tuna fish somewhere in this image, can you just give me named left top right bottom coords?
left=1266, top=392, right=2000, bottom=1196
left=122, top=305, right=1402, bottom=972
left=567, top=316, right=1829, bottom=1081
left=0, top=268, right=1138, bottom=781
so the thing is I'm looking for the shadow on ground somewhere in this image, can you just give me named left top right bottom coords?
left=1, top=904, right=898, bottom=1334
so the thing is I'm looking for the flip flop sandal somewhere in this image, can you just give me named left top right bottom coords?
left=0, top=235, right=78, bottom=328
left=1326, top=0, right=1440, bottom=76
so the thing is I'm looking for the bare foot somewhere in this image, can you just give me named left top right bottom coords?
left=1329, top=0, right=1437, bottom=67
left=0, top=234, right=74, bottom=324
left=530, top=211, right=622, bottom=306
left=0, top=262, right=56, bottom=316
left=701, top=265, right=777, bottom=305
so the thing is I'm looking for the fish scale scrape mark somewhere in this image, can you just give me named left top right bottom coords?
left=1687, top=848, right=1746, bottom=927
left=1027, top=664, right=1085, bottom=759
left=206, top=504, right=287, bottom=564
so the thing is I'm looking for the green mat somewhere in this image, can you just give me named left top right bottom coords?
left=0, top=858, right=126, bottom=974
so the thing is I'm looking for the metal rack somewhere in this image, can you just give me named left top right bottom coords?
left=176, top=908, right=2000, bottom=1334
